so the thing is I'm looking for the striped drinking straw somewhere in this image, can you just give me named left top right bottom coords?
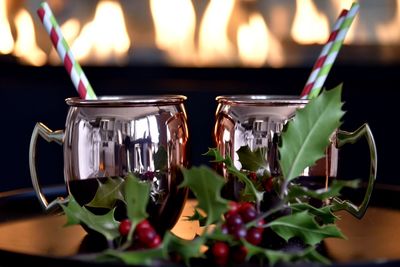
left=300, top=9, right=348, bottom=99
left=37, top=2, right=97, bottom=100
left=301, top=2, right=360, bottom=99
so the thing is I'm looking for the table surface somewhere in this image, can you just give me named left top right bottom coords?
left=0, top=184, right=400, bottom=267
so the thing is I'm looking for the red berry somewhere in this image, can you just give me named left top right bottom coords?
left=221, top=223, right=229, bottom=235
left=229, top=224, right=247, bottom=239
left=136, top=227, right=157, bottom=246
left=232, top=245, right=248, bottom=263
left=136, top=219, right=152, bottom=231
left=228, top=201, right=240, bottom=212
left=119, top=219, right=132, bottom=236
left=246, top=227, right=263, bottom=245
left=255, top=218, right=266, bottom=234
left=248, top=172, right=257, bottom=181
left=239, top=202, right=257, bottom=223
left=147, top=234, right=162, bottom=248
left=212, top=242, right=229, bottom=265
left=263, top=177, right=274, bottom=192
left=226, top=213, right=243, bottom=227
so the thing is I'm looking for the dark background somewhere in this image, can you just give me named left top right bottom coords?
left=0, top=63, right=396, bottom=192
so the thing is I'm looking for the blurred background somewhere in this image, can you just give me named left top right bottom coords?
left=0, top=0, right=399, bottom=192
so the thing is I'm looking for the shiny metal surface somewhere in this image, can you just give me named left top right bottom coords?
left=30, top=95, right=189, bottom=231
left=214, top=95, right=377, bottom=218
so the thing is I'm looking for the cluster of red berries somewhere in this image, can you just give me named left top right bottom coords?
left=247, top=172, right=274, bottom=192
left=119, top=219, right=162, bottom=249
left=210, top=201, right=265, bottom=265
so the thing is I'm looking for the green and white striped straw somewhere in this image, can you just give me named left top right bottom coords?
left=37, top=2, right=97, bottom=100
left=308, top=2, right=360, bottom=99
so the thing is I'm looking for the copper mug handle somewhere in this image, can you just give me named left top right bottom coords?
left=29, top=122, right=68, bottom=212
left=331, top=123, right=377, bottom=219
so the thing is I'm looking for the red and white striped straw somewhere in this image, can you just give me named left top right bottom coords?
left=37, top=2, right=97, bottom=100
left=300, top=9, right=348, bottom=99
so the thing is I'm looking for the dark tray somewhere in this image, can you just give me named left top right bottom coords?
left=1, top=184, right=400, bottom=267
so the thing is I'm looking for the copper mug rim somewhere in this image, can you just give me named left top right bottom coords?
left=66, top=95, right=187, bottom=107
left=216, top=95, right=309, bottom=106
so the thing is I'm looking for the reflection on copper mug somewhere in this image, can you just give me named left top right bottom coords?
left=214, top=95, right=377, bottom=218
left=29, top=95, right=189, bottom=231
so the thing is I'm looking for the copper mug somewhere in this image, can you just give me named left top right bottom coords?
left=214, top=95, right=377, bottom=218
left=29, top=95, right=189, bottom=231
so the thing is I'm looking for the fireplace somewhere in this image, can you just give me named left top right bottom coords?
left=0, top=0, right=399, bottom=192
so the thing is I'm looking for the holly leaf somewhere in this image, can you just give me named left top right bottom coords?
left=101, top=246, right=166, bottom=266
left=290, top=203, right=339, bottom=224
left=61, top=196, right=119, bottom=242
left=185, top=208, right=208, bottom=227
left=85, top=177, right=125, bottom=208
left=227, top=166, right=264, bottom=204
left=204, top=147, right=232, bottom=165
left=287, top=179, right=360, bottom=202
left=243, top=240, right=330, bottom=266
left=269, top=211, right=345, bottom=245
left=180, top=166, right=229, bottom=226
left=154, top=145, right=168, bottom=171
left=164, top=232, right=205, bottom=266
left=124, top=173, right=150, bottom=229
left=204, top=148, right=264, bottom=204
left=237, top=146, right=268, bottom=171
left=278, top=85, right=345, bottom=181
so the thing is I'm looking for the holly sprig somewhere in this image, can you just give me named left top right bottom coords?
left=60, top=84, right=359, bottom=266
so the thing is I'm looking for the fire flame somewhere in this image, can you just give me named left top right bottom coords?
left=150, top=0, right=196, bottom=65
left=291, top=0, right=329, bottom=44
left=13, top=9, right=46, bottom=66
left=198, top=0, right=236, bottom=65
left=376, top=0, right=400, bottom=44
left=237, top=13, right=284, bottom=67
left=71, top=0, right=131, bottom=64
left=0, top=0, right=14, bottom=54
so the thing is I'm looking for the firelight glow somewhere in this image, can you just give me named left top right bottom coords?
left=198, top=0, right=235, bottom=65
left=13, top=9, right=46, bottom=66
left=376, top=0, right=400, bottom=44
left=237, top=13, right=285, bottom=68
left=150, top=0, right=196, bottom=65
left=71, top=0, right=131, bottom=64
left=291, top=0, right=329, bottom=44
left=0, top=0, right=14, bottom=54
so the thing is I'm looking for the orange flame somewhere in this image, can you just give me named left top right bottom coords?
left=198, top=0, right=235, bottom=65
left=71, top=0, right=131, bottom=64
left=237, top=13, right=285, bottom=67
left=13, top=9, right=46, bottom=66
left=291, top=0, right=329, bottom=44
left=0, top=0, right=14, bottom=54
left=376, top=0, right=400, bottom=44
left=150, top=0, right=196, bottom=65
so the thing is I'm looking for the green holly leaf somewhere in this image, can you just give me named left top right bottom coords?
left=290, top=203, right=338, bottom=224
left=101, top=246, right=166, bottom=266
left=180, top=166, right=229, bottom=226
left=164, top=232, right=205, bottom=266
left=237, top=146, right=268, bottom=171
left=226, top=166, right=264, bottom=204
left=243, top=240, right=330, bottom=266
left=85, top=177, right=125, bottom=208
left=278, top=85, right=345, bottom=181
left=61, top=196, right=119, bottom=242
left=204, top=147, right=234, bottom=169
left=185, top=208, right=207, bottom=227
left=124, top=173, right=150, bottom=229
left=154, top=145, right=168, bottom=171
left=269, top=211, right=345, bottom=245
left=204, top=148, right=264, bottom=204
left=287, top=179, right=360, bottom=202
